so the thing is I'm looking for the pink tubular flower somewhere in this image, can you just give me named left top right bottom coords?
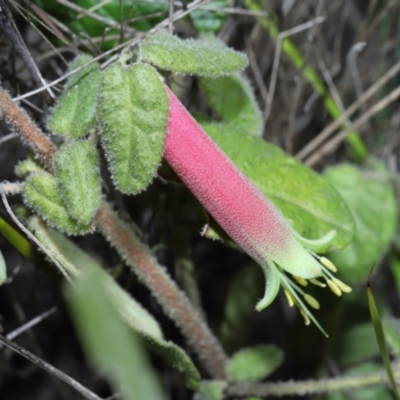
left=163, top=86, right=351, bottom=333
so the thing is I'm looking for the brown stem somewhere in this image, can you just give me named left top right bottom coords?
left=0, top=86, right=227, bottom=379
left=0, top=89, right=55, bottom=169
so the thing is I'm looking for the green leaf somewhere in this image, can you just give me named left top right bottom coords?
left=191, top=0, right=227, bottom=32
left=139, top=33, right=248, bottom=77
left=194, top=381, right=226, bottom=400
left=203, top=125, right=353, bottom=250
left=334, top=322, right=379, bottom=367
left=199, top=74, right=262, bottom=136
left=55, top=140, right=101, bottom=225
left=0, top=248, right=6, bottom=285
left=15, top=158, right=43, bottom=177
left=325, top=164, right=397, bottom=283
left=220, top=265, right=263, bottom=353
left=227, top=345, right=284, bottom=382
left=98, top=62, right=168, bottom=194
left=105, top=274, right=200, bottom=390
left=382, top=317, right=400, bottom=359
left=47, top=54, right=100, bottom=139
left=368, top=281, right=400, bottom=399
left=31, top=220, right=200, bottom=389
left=65, top=266, right=166, bottom=400
left=23, top=173, right=92, bottom=235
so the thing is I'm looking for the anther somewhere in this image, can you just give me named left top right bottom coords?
left=304, top=294, right=320, bottom=310
left=333, top=278, right=352, bottom=293
left=284, top=289, right=295, bottom=307
left=310, top=278, right=327, bottom=288
left=320, top=257, right=337, bottom=273
left=293, top=276, right=308, bottom=286
left=300, top=310, right=311, bottom=326
left=327, top=279, right=342, bottom=296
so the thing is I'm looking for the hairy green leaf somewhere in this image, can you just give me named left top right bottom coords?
left=15, top=158, right=43, bottom=177
left=47, top=54, right=100, bottom=139
left=227, top=345, right=284, bottom=382
left=203, top=124, right=353, bottom=250
left=200, top=74, right=262, bottom=136
left=65, top=266, right=166, bottom=400
left=55, top=140, right=101, bottom=225
left=325, top=164, right=397, bottom=283
left=98, top=62, right=168, bottom=194
left=31, top=220, right=200, bottom=389
left=139, top=33, right=248, bottom=77
left=194, top=381, right=226, bottom=400
left=23, top=173, right=92, bottom=235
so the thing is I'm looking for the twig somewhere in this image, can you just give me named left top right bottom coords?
left=304, top=84, right=400, bottom=166
left=296, top=58, right=400, bottom=161
left=0, top=133, right=18, bottom=146
left=263, top=16, right=326, bottom=124
left=347, top=42, right=367, bottom=100
left=6, top=307, right=57, bottom=341
left=13, top=0, right=211, bottom=102
left=0, top=0, right=55, bottom=99
left=0, top=333, right=103, bottom=400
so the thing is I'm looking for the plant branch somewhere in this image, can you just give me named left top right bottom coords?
left=96, top=203, right=227, bottom=378
left=0, top=85, right=227, bottom=379
left=225, top=363, right=400, bottom=397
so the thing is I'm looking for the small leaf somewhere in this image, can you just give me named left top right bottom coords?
left=47, top=54, right=100, bottom=139
left=23, top=173, right=92, bottom=235
left=15, top=158, right=43, bottom=177
left=203, top=125, right=353, bottom=250
left=98, top=62, right=168, bottom=194
left=65, top=266, right=166, bottom=400
left=194, top=381, right=226, bottom=400
left=199, top=74, right=262, bottom=136
left=55, top=140, right=101, bottom=225
left=0, top=248, right=6, bottom=285
left=227, top=345, right=284, bottom=382
left=31, top=221, right=200, bottom=389
left=139, top=33, right=248, bottom=77
left=325, top=164, right=397, bottom=283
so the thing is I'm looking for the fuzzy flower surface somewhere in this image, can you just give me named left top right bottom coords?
left=163, top=86, right=351, bottom=334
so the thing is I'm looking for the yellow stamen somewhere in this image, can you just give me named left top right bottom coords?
left=284, top=289, right=295, bottom=307
left=310, top=278, right=326, bottom=288
left=320, top=257, right=337, bottom=273
left=304, top=294, right=320, bottom=310
left=327, top=279, right=342, bottom=296
left=333, top=278, right=352, bottom=293
left=300, top=310, right=311, bottom=326
left=293, top=276, right=308, bottom=287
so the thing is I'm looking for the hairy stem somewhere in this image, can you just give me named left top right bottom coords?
left=226, top=363, right=400, bottom=397
left=96, top=203, right=227, bottom=378
left=0, top=85, right=227, bottom=379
